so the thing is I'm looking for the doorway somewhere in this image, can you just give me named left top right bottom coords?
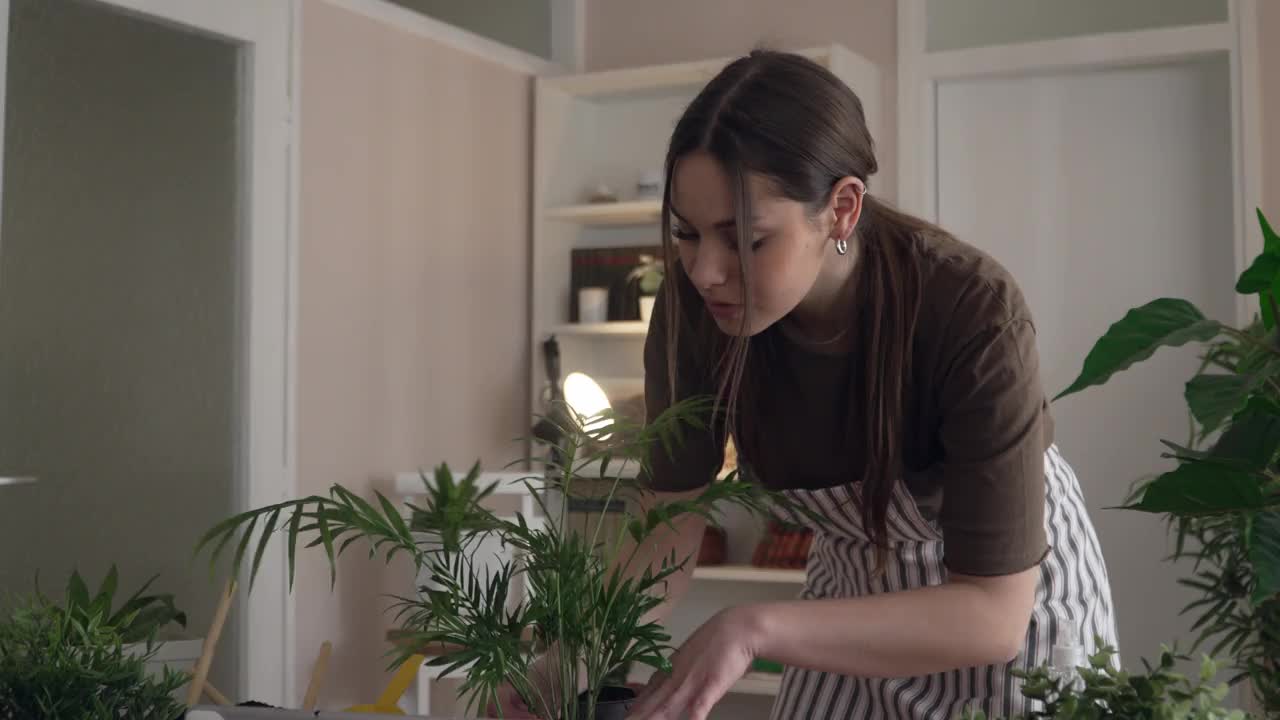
left=0, top=0, right=294, bottom=704
left=935, top=54, right=1237, bottom=667
left=898, top=0, right=1263, bottom=699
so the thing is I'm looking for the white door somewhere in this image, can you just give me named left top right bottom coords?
left=902, top=7, right=1262, bottom=700
left=0, top=0, right=294, bottom=704
left=934, top=56, right=1237, bottom=669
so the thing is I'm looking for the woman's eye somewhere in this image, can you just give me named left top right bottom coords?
left=728, top=238, right=767, bottom=253
left=671, top=225, right=698, bottom=242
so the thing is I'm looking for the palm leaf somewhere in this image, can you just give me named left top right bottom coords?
left=231, top=516, right=259, bottom=581
left=287, top=508, right=302, bottom=590
left=249, top=509, right=282, bottom=592
left=317, top=509, right=336, bottom=588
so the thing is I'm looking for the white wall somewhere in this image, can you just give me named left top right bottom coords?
left=294, top=1, right=532, bottom=708
left=1265, top=2, right=1280, bottom=221
left=584, top=0, right=898, bottom=204
left=925, top=0, right=1228, bottom=52
left=0, top=0, right=239, bottom=694
left=386, top=0, right=552, bottom=59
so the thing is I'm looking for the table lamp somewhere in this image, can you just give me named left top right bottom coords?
left=531, top=335, right=613, bottom=454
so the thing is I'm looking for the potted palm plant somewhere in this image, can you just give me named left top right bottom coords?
left=1054, top=209, right=1280, bottom=715
left=197, top=396, right=805, bottom=719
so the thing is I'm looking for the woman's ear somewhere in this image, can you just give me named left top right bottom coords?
left=828, top=176, right=866, bottom=245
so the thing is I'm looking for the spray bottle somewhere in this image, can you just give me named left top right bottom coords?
left=1048, top=624, right=1086, bottom=694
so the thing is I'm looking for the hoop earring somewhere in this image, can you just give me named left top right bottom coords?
left=835, top=237, right=849, bottom=256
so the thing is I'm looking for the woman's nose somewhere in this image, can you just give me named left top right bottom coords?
left=687, top=240, right=731, bottom=291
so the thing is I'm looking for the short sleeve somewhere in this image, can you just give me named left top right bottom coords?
left=641, top=273, right=724, bottom=492
left=937, top=318, right=1050, bottom=576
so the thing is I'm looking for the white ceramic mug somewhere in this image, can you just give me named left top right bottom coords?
left=578, top=287, right=609, bottom=324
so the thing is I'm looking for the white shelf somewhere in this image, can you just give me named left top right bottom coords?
left=566, top=456, right=641, bottom=479
left=546, top=200, right=661, bottom=226
left=552, top=321, right=649, bottom=337
left=733, top=673, right=785, bottom=696
left=628, top=669, right=782, bottom=696
left=692, top=565, right=806, bottom=584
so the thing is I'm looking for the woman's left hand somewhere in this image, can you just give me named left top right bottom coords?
left=627, top=605, right=767, bottom=720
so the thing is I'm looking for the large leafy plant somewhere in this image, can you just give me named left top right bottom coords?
left=53, top=565, right=188, bottom=645
left=1055, top=209, right=1280, bottom=714
left=959, top=643, right=1249, bottom=720
left=0, top=589, right=187, bottom=719
left=198, top=396, right=800, bottom=719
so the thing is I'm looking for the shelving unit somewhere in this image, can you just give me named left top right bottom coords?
left=546, top=199, right=662, bottom=226
left=551, top=320, right=649, bottom=337
left=692, top=565, right=806, bottom=584
left=531, top=42, right=882, bottom=425
left=529, top=45, right=882, bottom=720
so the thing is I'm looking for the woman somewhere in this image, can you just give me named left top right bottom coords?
left=628, top=49, right=1119, bottom=720
left=505, top=49, right=1119, bottom=720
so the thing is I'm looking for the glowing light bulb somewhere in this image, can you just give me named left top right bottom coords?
left=563, top=371, right=613, bottom=436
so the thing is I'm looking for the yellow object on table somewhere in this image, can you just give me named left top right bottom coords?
left=344, top=654, right=426, bottom=714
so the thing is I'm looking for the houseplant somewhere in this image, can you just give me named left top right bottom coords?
left=405, top=461, right=508, bottom=594
left=0, top=570, right=189, bottom=719
left=53, top=564, right=188, bottom=645
left=54, top=564, right=199, bottom=689
left=1054, top=209, right=1280, bottom=715
left=628, top=254, right=663, bottom=324
left=958, top=642, right=1249, bottom=719
left=197, top=396, right=806, bottom=719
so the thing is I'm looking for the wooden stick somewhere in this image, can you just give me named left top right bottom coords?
left=184, top=672, right=232, bottom=706
left=202, top=679, right=233, bottom=706
left=302, top=641, right=333, bottom=711
left=185, top=579, right=237, bottom=707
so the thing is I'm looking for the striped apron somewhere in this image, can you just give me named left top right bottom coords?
left=769, top=445, right=1119, bottom=720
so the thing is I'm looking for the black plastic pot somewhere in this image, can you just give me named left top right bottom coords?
left=576, top=685, right=637, bottom=720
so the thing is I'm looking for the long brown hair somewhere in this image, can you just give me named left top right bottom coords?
left=659, top=49, right=941, bottom=556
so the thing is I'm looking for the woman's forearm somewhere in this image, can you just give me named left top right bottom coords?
left=746, top=570, right=1038, bottom=678
left=594, top=486, right=708, bottom=629
left=623, top=511, right=706, bottom=626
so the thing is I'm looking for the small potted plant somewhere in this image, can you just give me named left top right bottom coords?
left=55, top=566, right=198, bottom=687
left=957, top=642, right=1251, bottom=719
left=198, top=396, right=814, bottom=719
left=405, top=461, right=506, bottom=594
left=628, top=254, right=664, bottom=324
left=0, top=569, right=190, bottom=718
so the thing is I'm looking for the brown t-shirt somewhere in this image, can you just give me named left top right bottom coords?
left=642, top=231, right=1052, bottom=577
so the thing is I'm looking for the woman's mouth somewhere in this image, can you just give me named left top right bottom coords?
left=705, top=301, right=742, bottom=321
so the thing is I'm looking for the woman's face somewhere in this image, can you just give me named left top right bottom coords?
left=669, top=151, right=832, bottom=336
